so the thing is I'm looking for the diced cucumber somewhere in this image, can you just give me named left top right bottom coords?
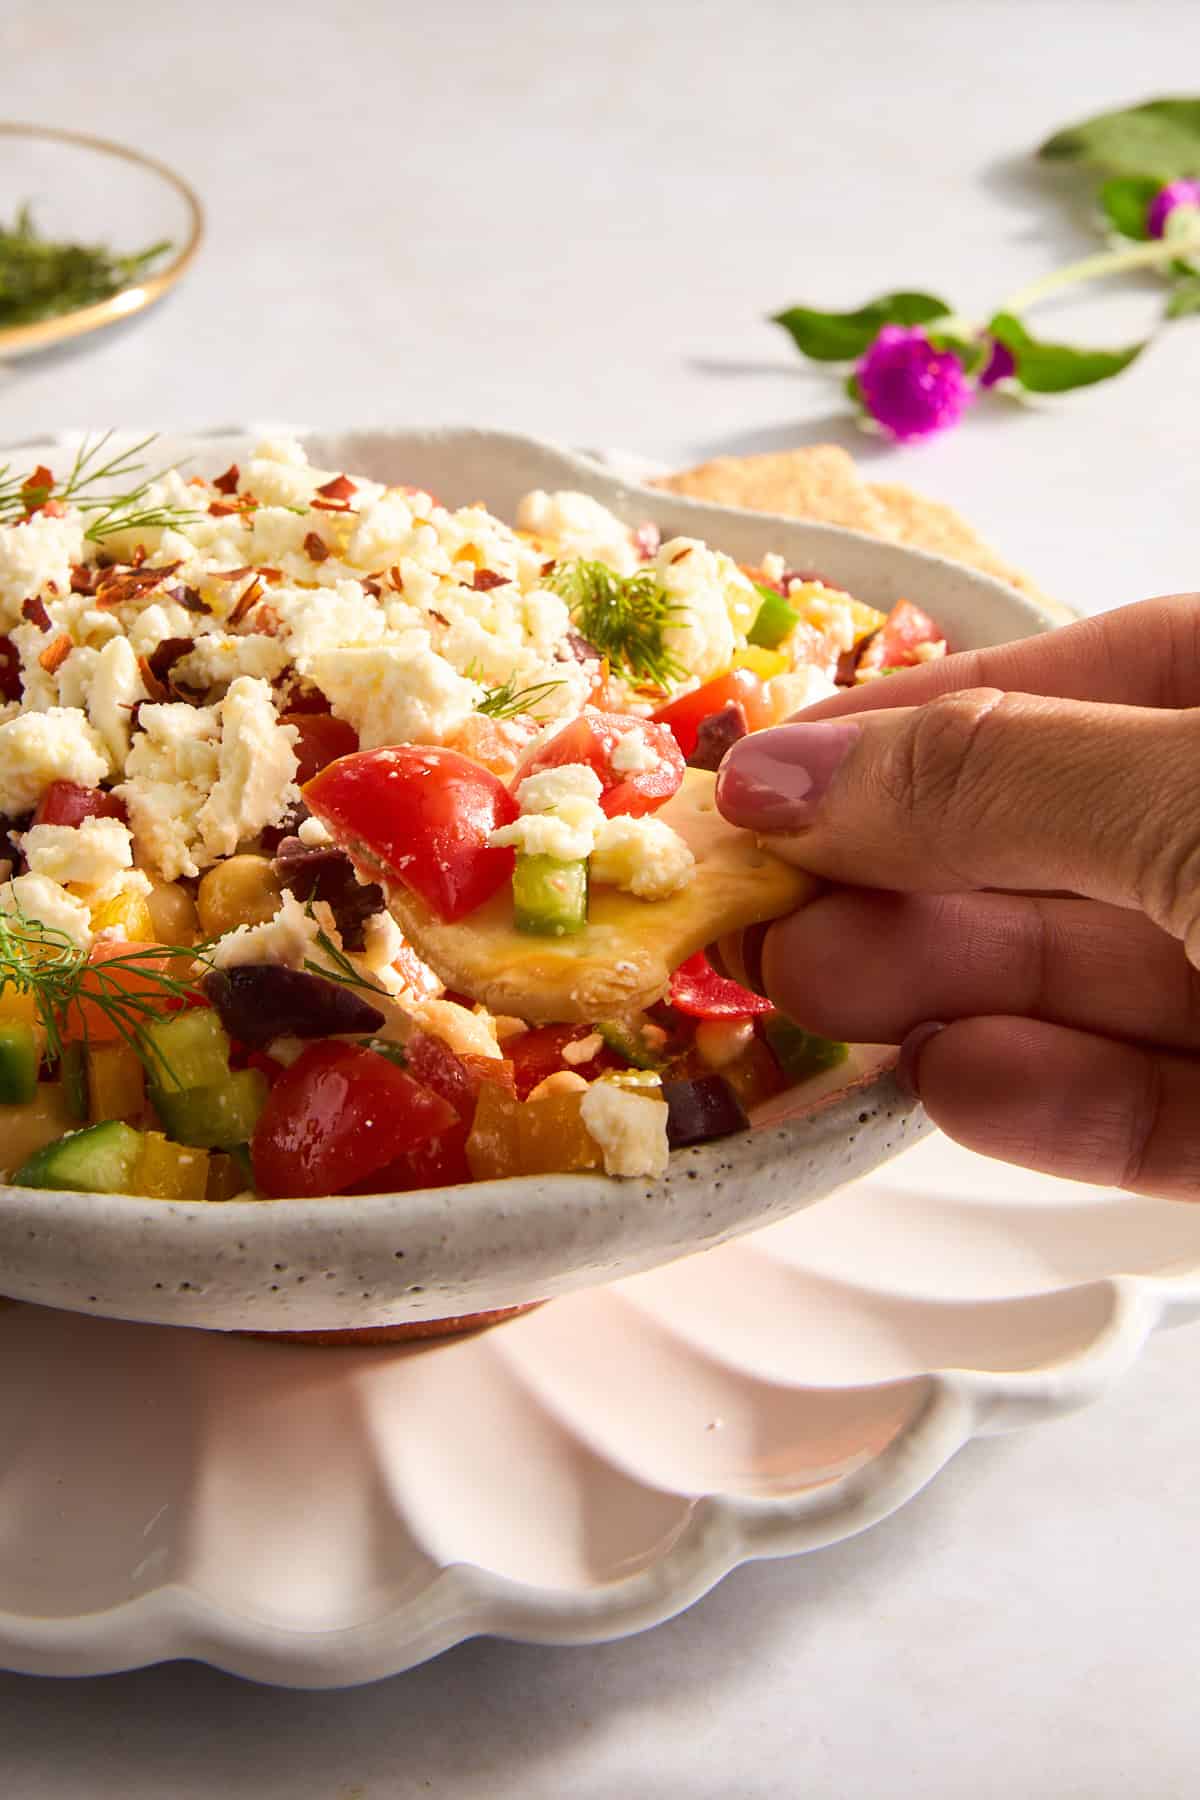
left=760, top=1015, right=849, bottom=1081
left=513, top=853, right=588, bottom=937
left=747, top=585, right=798, bottom=650
left=597, top=1019, right=665, bottom=1071
left=143, top=1008, right=233, bottom=1092
left=0, top=1021, right=38, bottom=1104
left=151, top=1067, right=268, bottom=1150
left=14, top=1120, right=145, bottom=1193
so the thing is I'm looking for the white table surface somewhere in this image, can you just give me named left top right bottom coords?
left=2, top=0, right=1199, bottom=1792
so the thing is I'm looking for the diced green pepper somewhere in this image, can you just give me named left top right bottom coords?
left=597, top=1018, right=665, bottom=1071
left=143, top=1008, right=233, bottom=1091
left=14, top=1119, right=144, bottom=1193
left=0, top=1020, right=38, bottom=1104
left=760, top=1016, right=849, bottom=1082
left=513, top=853, right=589, bottom=937
left=151, top=1067, right=269, bottom=1150
left=747, top=585, right=798, bottom=650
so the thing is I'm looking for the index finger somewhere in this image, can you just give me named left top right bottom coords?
left=797, top=592, right=1200, bottom=721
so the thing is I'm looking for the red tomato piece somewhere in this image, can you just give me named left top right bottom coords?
left=251, top=1041, right=458, bottom=1198
left=857, top=600, right=942, bottom=675
left=303, top=745, right=520, bottom=923
left=508, top=1023, right=620, bottom=1099
left=33, top=780, right=128, bottom=828
left=282, top=712, right=360, bottom=784
left=651, top=669, right=775, bottom=759
left=402, top=1029, right=516, bottom=1118
left=669, top=951, right=772, bottom=1019
left=512, top=711, right=684, bottom=818
left=348, top=1119, right=473, bottom=1194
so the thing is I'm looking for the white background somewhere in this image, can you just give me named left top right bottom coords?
left=2, top=1, right=1199, bottom=1794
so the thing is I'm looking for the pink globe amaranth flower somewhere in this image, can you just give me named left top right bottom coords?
left=854, top=325, right=973, bottom=443
left=1147, top=178, right=1200, bottom=239
left=979, top=339, right=1016, bottom=388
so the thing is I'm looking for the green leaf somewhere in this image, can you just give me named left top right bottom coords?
left=1098, top=175, right=1160, bottom=239
left=1166, top=276, right=1200, bottom=318
left=1039, top=98, right=1200, bottom=180
left=987, top=312, right=1146, bottom=393
left=771, top=291, right=953, bottom=362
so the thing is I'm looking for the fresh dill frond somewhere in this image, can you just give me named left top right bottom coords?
left=475, top=672, right=565, bottom=720
left=0, top=903, right=215, bottom=1087
left=305, top=924, right=390, bottom=999
left=0, top=430, right=201, bottom=539
left=0, top=206, right=171, bottom=331
left=549, top=559, right=684, bottom=690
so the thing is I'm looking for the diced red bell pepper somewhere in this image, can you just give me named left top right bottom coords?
left=33, top=780, right=128, bottom=829
left=669, top=951, right=773, bottom=1019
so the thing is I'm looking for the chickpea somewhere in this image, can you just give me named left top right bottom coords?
left=196, top=855, right=283, bottom=938
left=143, top=880, right=201, bottom=946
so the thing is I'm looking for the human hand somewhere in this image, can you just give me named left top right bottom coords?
left=714, top=594, right=1200, bottom=1198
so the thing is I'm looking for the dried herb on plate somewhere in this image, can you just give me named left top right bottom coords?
left=0, top=204, right=171, bottom=329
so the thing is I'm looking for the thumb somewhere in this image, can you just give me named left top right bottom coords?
left=716, top=689, right=1200, bottom=959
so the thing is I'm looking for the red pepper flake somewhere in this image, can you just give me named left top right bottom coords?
left=472, top=568, right=510, bottom=591
left=251, top=603, right=284, bottom=638
left=389, top=565, right=405, bottom=592
left=209, top=496, right=257, bottom=518
left=137, top=655, right=169, bottom=704
left=207, top=566, right=256, bottom=582
left=540, top=558, right=558, bottom=577
left=38, top=633, right=73, bottom=674
left=69, top=564, right=98, bottom=595
left=95, top=561, right=183, bottom=610
left=212, top=463, right=240, bottom=495
left=310, top=497, right=353, bottom=513
left=0, top=636, right=22, bottom=701
left=21, top=596, right=53, bottom=632
left=361, top=579, right=382, bottom=599
left=315, top=473, right=357, bottom=502
left=19, top=465, right=55, bottom=512
left=146, top=636, right=196, bottom=691
left=303, top=532, right=329, bottom=563
left=40, top=499, right=67, bottom=520
left=256, top=566, right=284, bottom=585
left=669, top=546, right=694, bottom=564
left=166, top=583, right=212, bottom=615
left=227, top=575, right=265, bottom=628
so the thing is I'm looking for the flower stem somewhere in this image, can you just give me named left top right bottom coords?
left=1002, top=227, right=1200, bottom=315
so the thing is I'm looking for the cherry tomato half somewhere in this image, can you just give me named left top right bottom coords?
left=512, top=711, right=684, bottom=818
left=251, top=1041, right=458, bottom=1198
left=304, top=745, right=520, bottom=922
left=651, top=669, right=775, bottom=759
left=668, top=951, right=772, bottom=1019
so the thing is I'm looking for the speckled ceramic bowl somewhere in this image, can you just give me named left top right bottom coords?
left=0, top=428, right=1065, bottom=1333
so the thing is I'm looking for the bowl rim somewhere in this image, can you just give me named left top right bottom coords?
left=0, top=121, right=205, bottom=355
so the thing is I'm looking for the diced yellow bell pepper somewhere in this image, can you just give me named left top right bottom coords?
left=733, top=645, right=790, bottom=680
left=133, top=1132, right=209, bottom=1201
left=791, top=583, right=887, bottom=645
left=0, top=1084, right=77, bottom=1178
left=518, top=1091, right=603, bottom=1175
left=87, top=1042, right=146, bottom=1124
left=466, top=1082, right=522, bottom=1180
left=0, top=984, right=41, bottom=1032
left=88, top=888, right=156, bottom=942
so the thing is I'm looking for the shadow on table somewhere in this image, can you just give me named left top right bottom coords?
left=0, top=1435, right=1008, bottom=1800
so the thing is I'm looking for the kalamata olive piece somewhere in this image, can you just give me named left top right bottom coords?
left=687, top=701, right=749, bottom=773
left=661, top=1074, right=749, bottom=1147
left=201, top=965, right=385, bottom=1049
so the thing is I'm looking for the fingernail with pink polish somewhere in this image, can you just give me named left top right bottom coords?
left=716, top=723, right=861, bottom=830
left=896, top=1022, right=945, bottom=1099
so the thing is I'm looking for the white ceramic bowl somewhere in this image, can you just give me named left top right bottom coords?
left=0, top=428, right=1064, bottom=1333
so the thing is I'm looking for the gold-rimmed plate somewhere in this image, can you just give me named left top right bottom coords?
left=0, top=123, right=203, bottom=359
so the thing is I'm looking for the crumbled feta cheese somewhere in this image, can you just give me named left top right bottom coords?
left=562, top=1032, right=604, bottom=1066
left=171, top=633, right=291, bottom=692
left=765, top=665, right=840, bottom=719
left=514, top=763, right=604, bottom=812
left=610, top=727, right=659, bottom=774
left=297, top=814, right=333, bottom=847
left=912, top=639, right=947, bottom=663
left=408, top=996, right=502, bottom=1060
left=85, top=637, right=148, bottom=770
left=310, top=637, right=482, bottom=748
left=655, top=540, right=738, bottom=682
left=526, top=1070, right=588, bottom=1101
left=196, top=677, right=299, bottom=860
left=21, top=817, right=135, bottom=898
left=0, top=512, right=87, bottom=629
left=760, top=553, right=786, bottom=584
left=589, top=815, right=694, bottom=899
left=209, top=887, right=326, bottom=970
left=517, top=491, right=639, bottom=576
left=0, top=707, right=110, bottom=814
left=0, top=871, right=93, bottom=949
left=580, top=1079, right=670, bottom=1178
